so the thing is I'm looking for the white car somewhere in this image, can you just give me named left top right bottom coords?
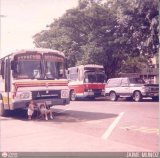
left=105, top=77, right=159, bottom=102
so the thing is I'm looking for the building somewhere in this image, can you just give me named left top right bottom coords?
left=119, top=56, right=159, bottom=84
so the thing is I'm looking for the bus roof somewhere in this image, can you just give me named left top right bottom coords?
left=0, top=48, right=65, bottom=60
left=83, top=64, right=103, bottom=68
left=13, top=48, right=65, bottom=57
left=68, top=64, right=104, bottom=70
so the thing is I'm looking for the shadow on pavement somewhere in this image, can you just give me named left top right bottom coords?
left=75, top=96, right=157, bottom=102
left=0, top=109, right=28, bottom=121
left=50, top=110, right=118, bottom=123
left=1, top=109, right=118, bottom=123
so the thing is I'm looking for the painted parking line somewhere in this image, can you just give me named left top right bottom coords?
left=120, top=126, right=159, bottom=135
left=101, top=112, right=125, bottom=140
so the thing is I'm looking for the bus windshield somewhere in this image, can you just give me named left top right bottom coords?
left=44, top=54, right=65, bottom=79
left=13, top=54, right=42, bottom=79
left=12, top=53, right=66, bottom=80
left=84, top=71, right=106, bottom=83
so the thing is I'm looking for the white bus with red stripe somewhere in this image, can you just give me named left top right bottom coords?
left=0, top=48, right=70, bottom=116
left=67, top=65, right=106, bottom=100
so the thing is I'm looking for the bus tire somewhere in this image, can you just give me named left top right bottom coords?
left=89, top=97, right=95, bottom=100
left=0, top=101, right=7, bottom=117
left=70, top=90, right=76, bottom=101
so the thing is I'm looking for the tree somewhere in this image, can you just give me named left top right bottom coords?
left=108, top=0, right=159, bottom=57
left=33, top=0, right=159, bottom=78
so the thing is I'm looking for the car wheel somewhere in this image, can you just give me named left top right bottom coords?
left=70, top=90, right=76, bottom=101
left=109, top=91, right=118, bottom=101
left=133, top=91, right=142, bottom=102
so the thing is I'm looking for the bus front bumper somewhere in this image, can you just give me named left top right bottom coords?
left=83, top=90, right=105, bottom=98
left=10, top=98, right=70, bottom=110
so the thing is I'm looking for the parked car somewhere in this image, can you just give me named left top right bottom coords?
left=105, top=77, right=159, bottom=102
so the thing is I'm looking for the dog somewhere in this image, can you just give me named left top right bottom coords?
left=38, top=103, right=53, bottom=120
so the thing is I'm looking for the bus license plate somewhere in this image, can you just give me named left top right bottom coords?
left=45, top=100, right=52, bottom=105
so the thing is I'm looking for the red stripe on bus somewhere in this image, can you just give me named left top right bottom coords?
left=13, top=82, right=68, bottom=90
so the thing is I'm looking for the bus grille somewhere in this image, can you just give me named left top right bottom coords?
left=32, top=90, right=61, bottom=100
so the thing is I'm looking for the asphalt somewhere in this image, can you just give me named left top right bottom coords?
left=0, top=99, right=159, bottom=152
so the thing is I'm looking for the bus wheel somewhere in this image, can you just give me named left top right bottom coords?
left=89, top=97, right=95, bottom=100
left=0, top=102, right=7, bottom=117
left=70, top=90, right=76, bottom=101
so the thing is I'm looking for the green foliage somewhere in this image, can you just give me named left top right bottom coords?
left=121, top=55, right=148, bottom=73
left=33, top=0, right=159, bottom=78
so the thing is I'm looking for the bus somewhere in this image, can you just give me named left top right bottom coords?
left=67, top=65, right=106, bottom=101
left=0, top=48, right=70, bottom=116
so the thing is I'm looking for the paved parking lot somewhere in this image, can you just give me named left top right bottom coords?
left=0, top=98, right=159, bottom=152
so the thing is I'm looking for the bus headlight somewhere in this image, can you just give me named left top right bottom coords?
left=61, top=90, right=69, bottom=98
left=15, top=91, right=31, bottom=100
left=84, top=89, right=92, bottom=92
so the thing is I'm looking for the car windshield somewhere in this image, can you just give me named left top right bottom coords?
left=129, top=78, right=145, bottom=84
left=85, top=71, right=106, bottom=83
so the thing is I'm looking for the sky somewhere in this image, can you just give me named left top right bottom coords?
left=0, top=0, right=78, bottom=57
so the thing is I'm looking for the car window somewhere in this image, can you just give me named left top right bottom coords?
left=121, top=78, right=129, bottom=86
left=107, top=78, right=121, bottom=87
left=129, top=78, right=145, bottom=84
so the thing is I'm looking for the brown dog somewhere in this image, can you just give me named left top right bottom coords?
left=38, top=104, right=53, bottom=120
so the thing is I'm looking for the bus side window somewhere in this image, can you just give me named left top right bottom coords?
left=0, top=61, right=2, bottom=75
left=11, top=60, right=19, bottom=77
left=0, top=60, right=5, bottom=79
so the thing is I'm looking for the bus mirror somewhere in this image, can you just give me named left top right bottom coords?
left=59, top=69, right=64, bottom=78
left=84, top=78, right=89, bottom=83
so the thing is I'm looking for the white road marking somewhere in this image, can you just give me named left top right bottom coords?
left=101, top=112, right=125, bottom=140
left=120, top=125, right=159, bottom=135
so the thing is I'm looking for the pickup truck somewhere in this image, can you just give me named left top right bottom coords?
left=105, top=77, right=159, bottom=102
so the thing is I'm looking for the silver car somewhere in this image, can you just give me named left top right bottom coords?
left=105, top=77, right=159, bottom=102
